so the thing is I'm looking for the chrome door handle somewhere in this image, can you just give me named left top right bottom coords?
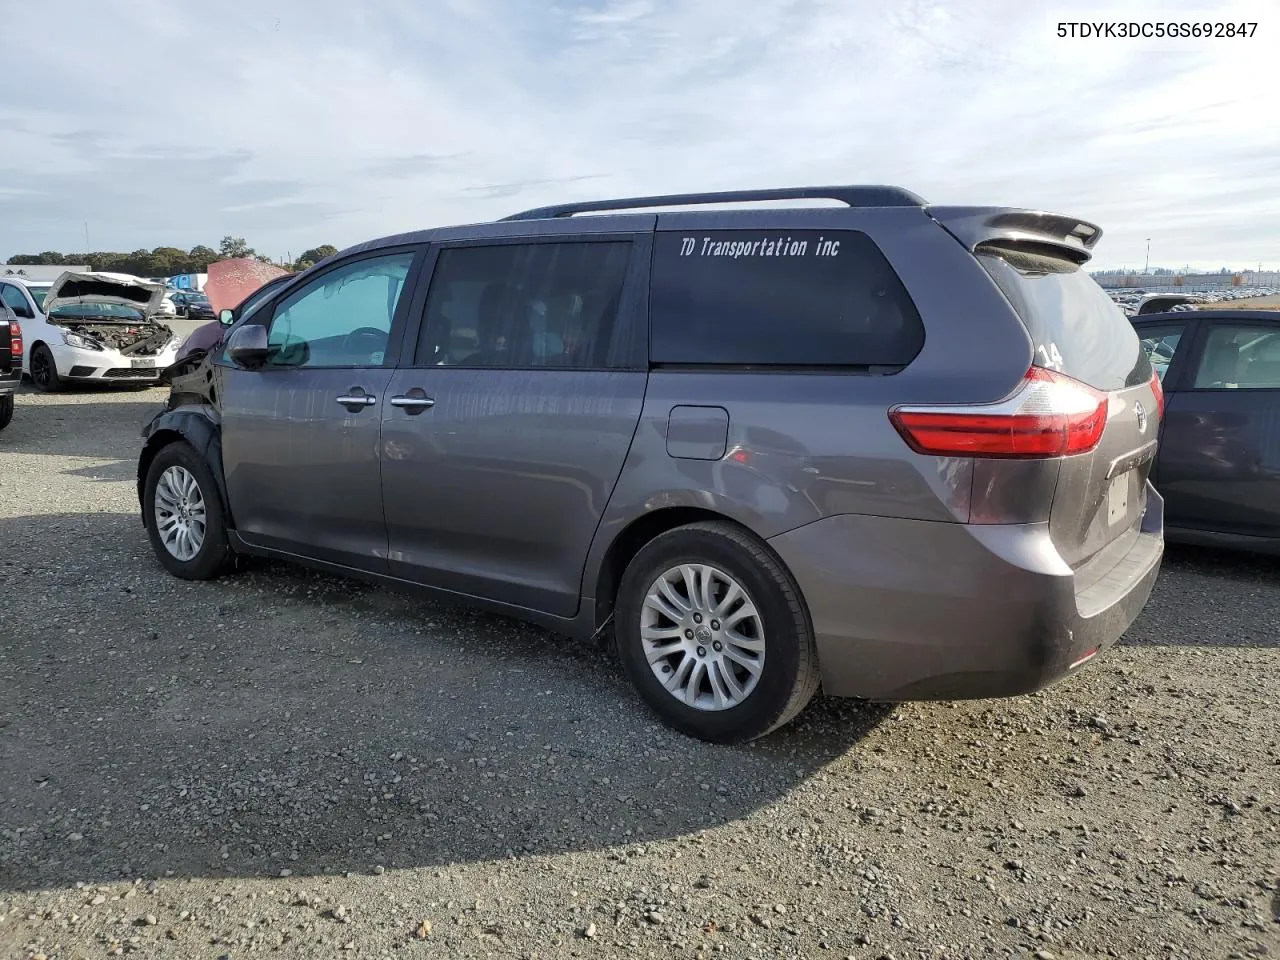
left=336, top=393, right=377, bottom=408
left=390, top=395, right=435, bottom=412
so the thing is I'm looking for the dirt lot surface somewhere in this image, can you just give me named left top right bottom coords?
left=1, top=388, right=1278, bottom=960
left=1194, top=295, right=1280, bottom=311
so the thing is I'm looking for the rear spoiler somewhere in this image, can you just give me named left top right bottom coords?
left=925, top=206, right=1102, bottom=264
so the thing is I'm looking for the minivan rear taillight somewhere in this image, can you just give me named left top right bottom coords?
left=8, top=320, right=22, bottom=361
left=889, top=366, right=1108, bottom=458
left=1148, top=368, right=1164, bottom=420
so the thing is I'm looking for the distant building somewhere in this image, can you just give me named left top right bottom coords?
left=0, top=264, right=89, bottom=281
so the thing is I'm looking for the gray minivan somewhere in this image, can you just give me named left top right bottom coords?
left=138, top=186, right=1164, bottom=743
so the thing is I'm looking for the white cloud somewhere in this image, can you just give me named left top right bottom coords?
left=1, top=0, right=1276, bottom=269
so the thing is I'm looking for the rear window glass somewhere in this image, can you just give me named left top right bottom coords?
left=978, top=244, right=1150, bottom=390
left=649, top=229, right=924, bottom=367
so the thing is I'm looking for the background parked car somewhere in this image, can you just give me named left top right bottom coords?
left=1134, top=309, right=1280, bottom=553
left=183, top=292, right=217, bottom=322
left=17, top=272, right=182, bottom=391
left=0, top=300, right=21, bottom=430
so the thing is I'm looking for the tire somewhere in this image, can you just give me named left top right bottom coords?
left=29, top=343, right=63, bottom=393
left=614, top=521, right=821, bottom=744
left=0, top=394, right=13, bottom=431
left=143, top=441, right=232, bottom=580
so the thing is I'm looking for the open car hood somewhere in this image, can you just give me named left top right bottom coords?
left=43, top=271, right=168, bottom=319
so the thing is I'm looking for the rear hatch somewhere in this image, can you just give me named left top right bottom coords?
left=974, top=240, right=1159, bottom=572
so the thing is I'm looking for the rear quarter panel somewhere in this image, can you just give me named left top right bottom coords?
left=582, top=207, right=1038, bottom=605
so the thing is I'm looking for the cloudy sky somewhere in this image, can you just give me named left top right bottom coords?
left=2, top=0, right=1276, bottom=270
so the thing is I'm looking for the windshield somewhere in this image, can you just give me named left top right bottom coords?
left=49, top=302, right=146, bottom=322
left=28, top=286, right=50, bottom=310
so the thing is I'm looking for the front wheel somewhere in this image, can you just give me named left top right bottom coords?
left=29, top=343, right=62, bottom=392
left=143, top=441, right=232, bottom=580
left=614, top=521, right=821, bottom=744
left=0, top=394, right=13, bottom=431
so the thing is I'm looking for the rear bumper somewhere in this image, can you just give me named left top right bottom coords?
left=0, top=368, right=17, bottom=394
left=768, top=482, right=1164, bottom=701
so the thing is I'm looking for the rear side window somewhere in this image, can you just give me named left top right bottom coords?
left=0, top=285, right=30, bottom=315
left=649, top=229, right=924, bottom=367
left=978, top=244, right=1150, bottom=390
left=1193, top=325, right=1280, bottom=389
left=415, top=241, right=632, bottom=369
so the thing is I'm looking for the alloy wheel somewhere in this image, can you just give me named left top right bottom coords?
left=639, top=563, right=766, bottom=711
left=154, top=465, right=207, bottom=562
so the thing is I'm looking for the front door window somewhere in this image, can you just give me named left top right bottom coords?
left=266, top=253, right=415, bottom=368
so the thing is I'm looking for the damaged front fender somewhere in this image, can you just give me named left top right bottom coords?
left=138, top=407, right=234, bottom=529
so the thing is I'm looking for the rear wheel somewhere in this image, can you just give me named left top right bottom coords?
left=0, top=394, right=13, bottom=431
left=143, top=441, right=232, bottom=580
left=614, top=521, right=821, bottom=744
left=29, top=343, right=63, bottom=392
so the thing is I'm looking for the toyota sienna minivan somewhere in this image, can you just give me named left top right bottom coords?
left=138, top=185, right=1164, bottom=743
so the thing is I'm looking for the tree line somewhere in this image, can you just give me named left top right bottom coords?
left=5, top=236, right=340, bottom=278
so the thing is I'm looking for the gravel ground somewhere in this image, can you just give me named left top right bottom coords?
left=1, top=387, right=1277, bottom=960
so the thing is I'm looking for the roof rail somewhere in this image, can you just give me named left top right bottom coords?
left=499, top=185, right=926, bottom=221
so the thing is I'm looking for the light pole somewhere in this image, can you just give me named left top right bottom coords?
left=1144, top=238, right=1151, bottom=274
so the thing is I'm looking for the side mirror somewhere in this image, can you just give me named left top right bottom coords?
left=14, top=305, right=34, bottom=320
left=218, top=308, right=235, bottom=326
left=226, top=324, right=270, bottom=368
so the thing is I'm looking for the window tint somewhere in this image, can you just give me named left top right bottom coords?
left=1193, top=325, right=1280, bottom=389
left=978, top=244, right=1150, bottom=390
left=415, top=241, right=632, bottom=368
left=266, top=252, right=414, bottom=368
left=649, top=229, right=923, bottom=367
left=1136, top=323, right=1186, bottom=382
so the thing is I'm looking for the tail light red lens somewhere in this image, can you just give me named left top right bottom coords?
left=1148, top=368, right=1164, bottom=420
left=8, top=320, right=22, bottom=360
left=889, top=366, right=1109, bottom=458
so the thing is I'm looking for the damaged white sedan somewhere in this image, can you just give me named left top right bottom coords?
left=22, top=272, right=183, bottom=390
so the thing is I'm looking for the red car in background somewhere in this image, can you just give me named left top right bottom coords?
left=167, top=273, right=295, bottom=371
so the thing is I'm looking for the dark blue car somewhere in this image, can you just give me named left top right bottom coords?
left=1133, top=309, right=1280, bottom=554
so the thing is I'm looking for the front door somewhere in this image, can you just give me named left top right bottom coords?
left=1158, top=318, right=1280, bottom=537
left=381, top=233, right=650, bottom=617
left=220, top=248, right=422, bottom=569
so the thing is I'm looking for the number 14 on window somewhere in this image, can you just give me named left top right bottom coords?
left=1037, top=343, right=1064, bottom=371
